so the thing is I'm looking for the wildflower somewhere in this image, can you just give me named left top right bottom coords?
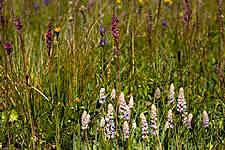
left=139, top=0, right=143, bottom=4
left=164, top=0, right=172, bottom=4
left=10, top=8, right=23, bottom=32
left=177, top=87, right=188, bottom=124
left=123, top=121, right=129, bottom=139
left=100, top=117, right=105, bottom=128
left=75, top=98, right=81, bottom=103
left=90, top=2, right=94, bottom=5
left=128, top=96, right=134, bottom=109
left=68, top=16, right=73, bottom=22
left=132, top=120, right=136, bottom=130
left=140, top=113, right=148, bottom=139
left=54, top=27, right=60, bottom=33
left=155, top=87, right=160, bottom=100
left=33, top=4, right=40, bottom=9
left=81, top=111, right=90, bottom=130
left=162, top=20, right=168, bottom=26
left=165, top=109, right=173, bottom=131
left=5, top=42, right=12, bottom=55
left=99, top=27, right=106, bottom=45
left=99, top=88, right=107, bottom=104
left=111, top=16, right=120, bottom=42
left=46, top=22, right=53, bottom=56
left=119, top=93, right=130, bottom=119
left=168, top=83, right=175, bottom=105
left=150, top=104, right=157, bottom=135
left=116, top=0, right=120, bottom=4
left=105, top=104, right=115, bottom=139
left=111, top=89, right=116, bottom=99
left=188, top=113, right=193, bottom=129
left=202, top=111, right=209, bottom=129
left=43, top=0, right=50, bottom=5
left=145, top=101, right=151, bottom=107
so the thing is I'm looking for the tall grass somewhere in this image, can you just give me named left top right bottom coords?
left=0, top=0, right=224, bottom=149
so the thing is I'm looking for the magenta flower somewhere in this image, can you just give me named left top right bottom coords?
left=111, top=16, right=120, bottom=42
left=5, top=42, right=12, bottom=55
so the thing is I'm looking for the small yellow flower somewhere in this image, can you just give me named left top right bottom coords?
left=116, top=0, right=120, bottom=4
left=164, top=0, right=172, bottom=4
left=139, top=0, right=143, bottom=4
left=75, top=97, right=81, bottom=103
left=155, top=9, right=158, bottom=15
left=213, top=16, right=217, bottom=21
left=54, top=27, right=60, bottom=33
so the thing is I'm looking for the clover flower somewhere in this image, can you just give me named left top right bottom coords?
left=105, top=104, right=115, bottom=139
left=99, top=88, right=107, bottom=104
left=168, top=83, right=175, bottom=105
left=140, top=113, right=149, bottom=139
left=202, top=111, right=209, bottom=129
left=123, top=121, right=129, bottom=139
left=81, top=111, right=90, bottom=130
left=177, top=87, right=187, bottom=124
left=165, top=109, right=173, bottom=130
left=150, top=104, right=157, bottom=135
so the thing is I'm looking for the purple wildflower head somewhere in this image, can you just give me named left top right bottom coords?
left=33, top=4, right=40, bottom=9
left=90, top=2, right=94, bottom=5
left=10, top=8, right=23, bottom=32
left=99, top=27, right=106, bottom=36
left=5, top=42, right=12, bottom=55
left=43, top=0, right=50, bottom=5
left=111, top=16, right=120, bottom=42
left=162, top=20, right=168, bottom=26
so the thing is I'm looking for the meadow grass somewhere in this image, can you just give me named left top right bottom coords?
left=0, top=0, right=224, bottom=149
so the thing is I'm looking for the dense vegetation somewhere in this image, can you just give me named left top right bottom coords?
left=0, top=0, right=224, bottom=149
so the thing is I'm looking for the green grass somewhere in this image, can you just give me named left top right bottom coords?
left=0, top=0, right=224, bottom=149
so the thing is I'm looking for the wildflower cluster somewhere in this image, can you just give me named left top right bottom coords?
left=10, top=8, right=22, bottom=32
left=165, top=109, right=173, bottom=130
left=99, top=27, right=106, bottom=46
left=177, top=87, right=187, bottom=124
left=168, top=83, right=175, bottom=105
left=150, top=104, right=157, bottom=135
left=81, top=111, right=90, bottom=130
left=5, top=42, right=12, bottom=55
left=99, top=88, right=107, bottom=104
left=188, top=113, right=193, bottom=129
left=119, top=93, right=130, bottom=120
left=46, top=22, right=53, bottom=56
left=140, top=113, right=149, bottom=139
left=111, top=16, right=120, bottom=42
left=105, top=104, right=115, bottom=139
left=202, top=111, right=209, bottom=129
left=123, top=121, right=129, bottom=139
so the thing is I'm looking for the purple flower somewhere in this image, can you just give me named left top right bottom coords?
left=5, top=42, right=12, bottom=55
left=43, top=0, right=50, bottom=5
left=33, top=4, right=40, bottom=8
left=111, top=16, right=120, bottom=42
left=100, top=40, right=106, bottom=45
left=162, top=20, right=168, bottom=26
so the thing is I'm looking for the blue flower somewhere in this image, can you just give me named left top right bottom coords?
left=33, top=4, right=40, bottom=8
left=43, top=0, right=50, bottom=5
